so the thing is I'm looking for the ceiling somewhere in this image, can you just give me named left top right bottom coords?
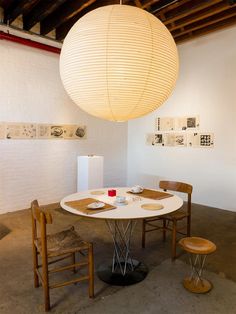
left=0, top=0, right=236, bottom=44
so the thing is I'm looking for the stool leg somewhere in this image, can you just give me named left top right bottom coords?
left=183, top=253, right=213, bottom=294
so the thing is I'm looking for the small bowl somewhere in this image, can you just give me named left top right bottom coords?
left=116, top=196, right=126, bottom=203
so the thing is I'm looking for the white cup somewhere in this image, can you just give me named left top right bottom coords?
left=131, top=185, right=143, bottom=193
left=116, top=196, right=126, bottom=203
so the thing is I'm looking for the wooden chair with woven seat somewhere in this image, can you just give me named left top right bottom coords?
left=142, top=181, right=193, bottom=260
left=31, top=200, right=94, bottom=311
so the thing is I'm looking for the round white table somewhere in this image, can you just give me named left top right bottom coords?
left=61, top=187, right=183, bottom=285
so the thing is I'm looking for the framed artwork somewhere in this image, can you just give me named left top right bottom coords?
left=146, top=133, right=155, bottom=146
left=38, top=124, right=87, bottom=139
left=156, top=117, right=175, bottom=131
left=6, top=123, right=37, bottom=139
left=1, top=122, right=87, bottom=140
left=187, top=132, right=214, bottom=147
left=147, top=132, right=214, bottom=148
left=156, top=116, right=200, bottom=131
left=175, top=116, right=200, bottom=131
left=0, top=123, right=5, bottom=139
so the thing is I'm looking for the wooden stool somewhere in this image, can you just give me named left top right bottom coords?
left=179, top=237, right=216, bottom=293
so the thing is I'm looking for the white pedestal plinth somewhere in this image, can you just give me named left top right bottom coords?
left=77, top=156, right=104, bottom=192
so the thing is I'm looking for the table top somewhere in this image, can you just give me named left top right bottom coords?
left=60, top=187, right=183, bottom=220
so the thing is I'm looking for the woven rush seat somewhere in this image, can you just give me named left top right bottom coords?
left=162, top=209, right=187, bottom=220
left=35, top=227, right=89, bottom=257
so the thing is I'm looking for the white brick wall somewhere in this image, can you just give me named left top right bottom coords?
left=0, top=39, right=127, bottom=213
left=127, top=26, right=236, bottom=211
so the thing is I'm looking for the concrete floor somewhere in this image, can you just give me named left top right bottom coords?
left=0, top=202, right=235, bottom=313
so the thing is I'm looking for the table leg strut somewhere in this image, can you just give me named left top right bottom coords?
left=183, top=253, right=213, bottom=293
left=97, top=220, right=148, bottom=286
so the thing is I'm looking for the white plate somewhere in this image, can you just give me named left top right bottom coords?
left=87, top=202, right=105, bottom=209
left=114, top=201, right=128, bottom=206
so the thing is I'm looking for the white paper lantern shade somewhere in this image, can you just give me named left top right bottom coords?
left=60, top=4, right=179, bottom=122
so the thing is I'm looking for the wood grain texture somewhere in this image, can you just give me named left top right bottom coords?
left=65, top=198, right=116, bottom=215
left=142, top=180, right=193, bottom=260
left=127, top=189, right=173, bottom=200
left=30, top=200, right=94, bottom=311
left=1, top=0, right=235, bottom=44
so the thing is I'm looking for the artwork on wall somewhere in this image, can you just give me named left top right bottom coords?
left=187, top=132, right=214, bottom=147
left=0, top=122, right=87, bottom=140
left=147, top=132, right=214, bottom=148
left=147, top=115, right=214, bottom=148
left=156, top=117, right=175, bottom=131
left=147, top=133, right=187, bottom=147
left=0, top=123, right=5, bottom=139
left=156, top=116, right=200, bottom=131
left=6, top=123, right=37, bottom=139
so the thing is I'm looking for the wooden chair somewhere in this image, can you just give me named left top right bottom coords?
left=31, top=200, right=94, bottom=311
left=142, top=181, right=193, bottom=260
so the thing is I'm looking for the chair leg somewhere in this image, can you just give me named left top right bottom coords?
left=187, top=216, right=191, bottom=237
left=33, top=244, right=39, bottom=288
left=171, top=220, right=177, bottom=261
left=163, top=219, right=166, bottom=242
left=142, top=219, right=146, bottom=248
left=42, top=252, right=50, bottom=311
left=88, top=244, right=94, bottom=298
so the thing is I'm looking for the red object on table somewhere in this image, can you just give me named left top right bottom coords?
left=108, top=189, right=116, bottom=197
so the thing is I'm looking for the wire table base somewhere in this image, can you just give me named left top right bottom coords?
left=97, top=219, right=148, bottom=286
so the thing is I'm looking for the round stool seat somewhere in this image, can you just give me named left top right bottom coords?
left=179, top=237, right=216, bottom=255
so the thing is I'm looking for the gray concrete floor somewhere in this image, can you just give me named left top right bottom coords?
left=0, top=203, right=235, bottom=313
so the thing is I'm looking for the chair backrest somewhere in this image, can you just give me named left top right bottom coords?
left=159, top=181, right=193, bottom=214
left=31, top=200, right=52, bottom=249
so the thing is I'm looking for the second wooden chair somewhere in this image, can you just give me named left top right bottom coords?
left=31, top=200, right=94, bottom=311
left=142, top=181, right=193, bottom=260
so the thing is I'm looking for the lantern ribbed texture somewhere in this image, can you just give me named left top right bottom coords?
left=60, top=4, right=179, bottom=122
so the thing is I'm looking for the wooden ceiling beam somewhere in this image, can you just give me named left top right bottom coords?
left=4, top=0, right=40, bottom=24
left=173, top=9, right=236, bottom=39
left=41, top=0, right=97, bottom=35
left=163, top=0, right=222, bottom=25
left=168, top=2, right=235, bottom=32
left=0, top=0, right=15, bottom=11
left=155, top=0, right=190, bottom=15
left=55, top=0, right=117, bottom=41
left=23, top=0, right=67, bottom=31
left=175, top=15, right=236, bottom=44
left=134, top=0, right=143, bottom=8
left=142, top=0, right=161, bottom=10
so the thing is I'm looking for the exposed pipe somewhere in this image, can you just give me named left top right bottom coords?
left=0, top=31, right=61, bottom=54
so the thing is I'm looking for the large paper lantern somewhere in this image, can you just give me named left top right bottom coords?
left=60, top=4, right=179, bottom=122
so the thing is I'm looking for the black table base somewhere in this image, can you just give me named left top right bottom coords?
left=97, top=259, right=148, bottom=286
